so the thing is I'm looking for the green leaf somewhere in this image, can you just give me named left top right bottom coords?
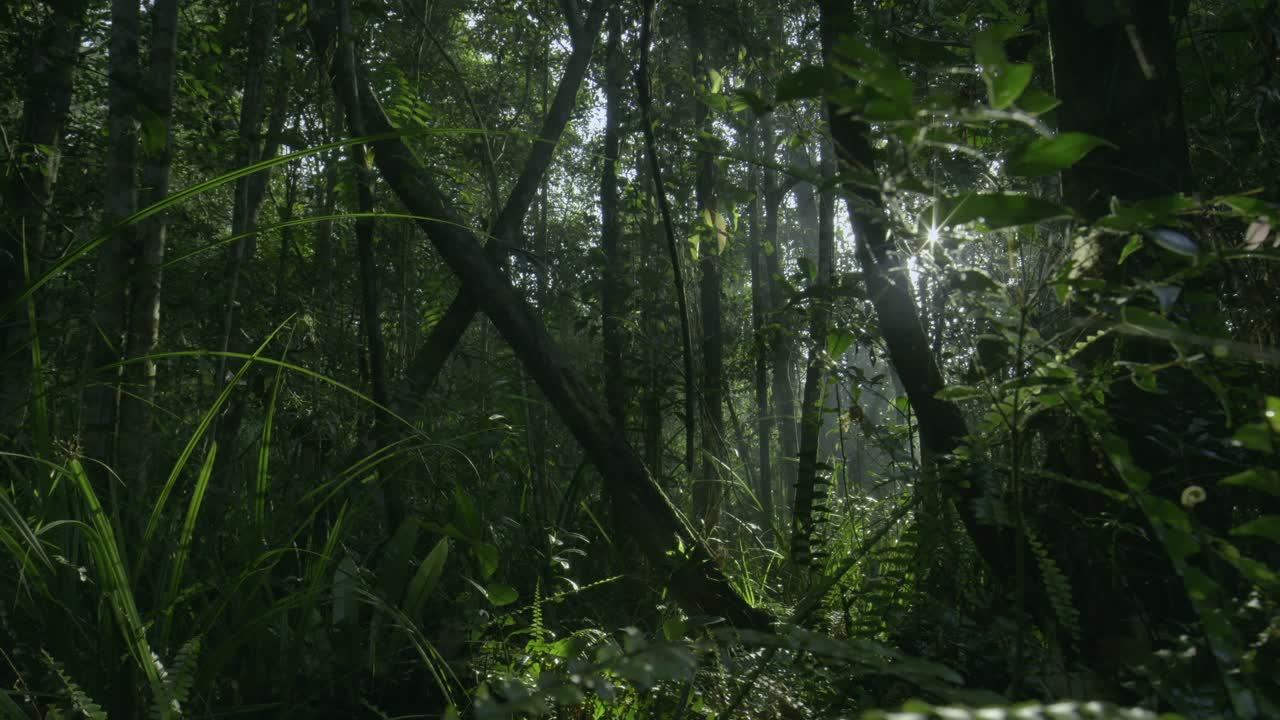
left=1118, top=236, right=1144, bottom=264
left=1221, top=468, right=1280, bottom=497
left=826, top=330, right=857, bottom=358
left=731, top=89, right=771, bottom=115
left=948, top=267, right=1001, bottom=292
left=404, top=537, right=449, bottom=618
left=475, top=542, right=500, bottom=579
left=776, top=65, right=829, bottom=103
left=986, top=63, right=1033, bottom=110
left=1121, top=307, right=1177, bottom=334
left=1017, top=88, right=1061, bottom=115
left=1232, top=423, right=1274, bottom=453
left=486, top=583, right=519, bottom=606
left=1231, top=516, right=1280, bottom=544
left=1007, top=132, right=1113, bottom=177
left=923, top=193, right=1073, bottom=229
left=1266, top=396, right=1280, bottom=434
left=936, top=386, right=983, bottom=401
left=453, top=488, right=482, bottom=541
left=662, top=618, right=686, bottom=640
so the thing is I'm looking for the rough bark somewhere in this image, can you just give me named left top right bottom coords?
left=1, top=0, right=91, bottom=432
left=637, top=0, right=697, bottom=474
left=309, top=9, right=770, bottom=629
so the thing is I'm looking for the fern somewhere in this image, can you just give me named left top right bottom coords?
left=42, top=651, right=106, bottom=720
left=151, top=636, right=201, bottom=719
left=1025, top=526, right=1081, bottom=647
left=862, top=700, right=1175, bottom=719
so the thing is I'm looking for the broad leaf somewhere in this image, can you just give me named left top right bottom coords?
left=1008, top=133, right=1113, bottom=177
left=924, top=193, right=1073, bottom=229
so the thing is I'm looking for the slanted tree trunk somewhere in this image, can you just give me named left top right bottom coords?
left=791, top=138, right=836, bottom=568
left=309, top=7, right=770, bottom=630
left=819, top=0, right=1014, bottom=587
left=1, top=0, right=91, bottom=434
left=392, top=0, right=609, bottom=414
left=119, top=0, right=180, bottom=490
left=688, top=0, right=725, bottom=532
left=600, top=8, right=627, bottom=428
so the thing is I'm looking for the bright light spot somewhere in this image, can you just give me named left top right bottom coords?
left=926, top=225, right=940, bottom=245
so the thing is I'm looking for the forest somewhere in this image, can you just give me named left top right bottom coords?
left=1, top=0, right=1278, bottom=717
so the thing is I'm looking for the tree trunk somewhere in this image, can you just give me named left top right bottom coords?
left=119, top=0, right=180, bottom=490
left=688, top=0, right=725, bottom=533
left=791, top=138, right=836, bottom=567
left=819, top=0, right=1014, bottom=585
left=309, top=10, right=771, bottom=629
left=600, top=9, right=627, bottom=428
left=392, top=0, right=609, bottom=414
left=761, top=115, right=799, bottom=506
left=84, top=0, right=141, bottom=484
left=747, top=116, right=774, bottom=534
left=1, top=0, right=91, bottom=433
left=637, top=0, right=696, bottom=475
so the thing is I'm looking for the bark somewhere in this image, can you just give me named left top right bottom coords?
left=791, top=139, right=836, bottom=567
left=819, top=0, right=1013, bottom=583
left=637, top=0, right=697, bottom=474
left=393, top=0, right=610, bottom=415
left=119, top=0, right=180, bottom=489
left=1047, top=0, right=1191, bottom=222
left=688, top=0, right=725, bottom=532
left=1, top=0, right=91, bottom=431
left=747, top=117, right=774, bottom=533
left=309, top=9, right=770, bottom=629
left=600, top=10, right=627, bottom=428
left=335, top=0, right=400, bottom=531
left=84, top=0, right=142, bottom=480
left=761, top=115, right=799, bottom=502
left=213, top=0, right=278, bottom=398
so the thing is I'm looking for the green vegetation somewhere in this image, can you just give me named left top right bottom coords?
left=1, top=0, right=1277, bottom=718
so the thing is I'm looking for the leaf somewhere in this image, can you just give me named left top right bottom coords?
left=1232, top=423, right=1274, bottom=453
left=1118, top=236, right=1144, bottom=264
left=923, top=193, right=1073, bottom=229
left=1221, top=468, right=1280, bottom=497
left=731, top=88, right=771, bottom=115
left=1150, top=285, right=1181, bottom=313
left=453, top=488, right=482, bottom=541
left=776, top=65, right=829, bottom=103
left=708, top=67, right=723, bottom=95
left=1007, top=132, right=1113, bottom=177
left=936, top=386, right=983, bottom=401
left=486, top=583, right=518, bottom=606
left=826, top=330, right=857, bottom=358
left=403, top=537, right=449, bottom=618
left=948, top=267, right=1000, bottom=292
left=475, top=542, right=500, bottom=579
left=1245, top=220, right=1272, bottom=250
left=1149, top=228, right=1198, bottom=256
left=973, top=26, right=1033, bottom=109
left=662, top=618, right=686, bottom=640
left=1121, top=307, right=1176, bottom=335
left=1231, top=516, right=1280, bottom=544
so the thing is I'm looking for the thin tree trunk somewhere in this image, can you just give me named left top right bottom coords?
left=791, top=138, right=836, bottom=567
left=761, top=115, right=798, bottom=506
left=600, top=9, right=627, bottom=429
left=637, top=0, right=696, bottom=475
left=1, top=0, right=91, bottom=432
left=84, top=0, right=141, bottom=482
left=393, top=0, right=609, bottom=412
left=310, top=12, right=770, bottom=629
left=747, top=116, right=774, bottom=535
left=820, top=0, right=1013, bottom=584
left=688, top=0, right=724, bottom=532
left=119, top=0, right=180, bottom=489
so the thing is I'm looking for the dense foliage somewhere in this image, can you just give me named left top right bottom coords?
left=2, top=0, right=1278, bottom=718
